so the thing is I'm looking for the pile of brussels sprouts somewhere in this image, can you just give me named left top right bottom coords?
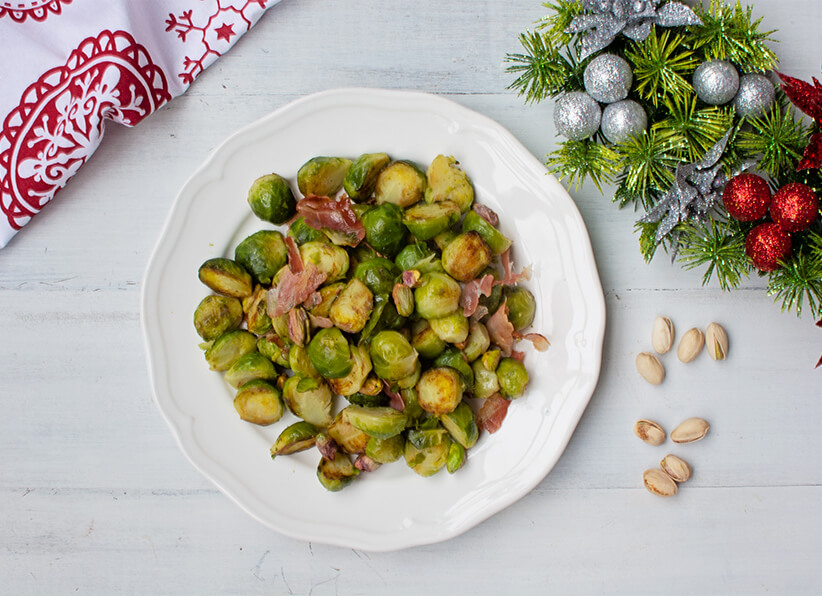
left=193, top=153, right=541, bottom=491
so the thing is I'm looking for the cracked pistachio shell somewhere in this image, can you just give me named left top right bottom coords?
left=643, top=468, right=678, bottom=497
left=651, top=316, right=674, bottom=355
left=671, top=417, right=710, bottom=444
left=660, top=454, right=692, bottom=483
left=705, top=322, right=729, bottom=361
left=633, top=419, right=666, bottom=446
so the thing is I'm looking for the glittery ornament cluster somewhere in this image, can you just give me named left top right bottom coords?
left=601, top=99, right=648, bottom=143
left=770, top=182, right=819, bottom=232
left=734, top=73, right=776, bottom=118
left=745, top=222, right=792, bottom=272
left=693, top=60, right=740, bottom=105
left=584, top=54, right=633, bottom=103
left=554, top=92, right=602, bottom=140
left=722, top=173, right=772, bottom=221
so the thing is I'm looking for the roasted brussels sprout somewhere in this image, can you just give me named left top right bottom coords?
left=329, top=278, right=374, bottom=333
left=441, top=231, right=492, bottom=282
left=404, top=438, right=449, bottom=477
left=308, top=282, right=345, bottom=319
left=327, top=345, right=372, bottom=396
left=400, top=387, right=426, bottom=424
left=411, top=319, right=447, bottom=359
left=407, top=427, right=450, bottom=449
left=503, top=286, right=537, bottom=331
left=270, top=421, right=320, bottom=458
left=242, top=285, right=272, bottom=335
left=446, top=442, right=467, bottom=474
left=416, top=366, right=464, bottom=415
left=424, top=154, right=474, bottom=213
left=471, top=358, right=500, bottom=399
left=462, top=321, right=491, bottom=362
left=365, top=434, right=405, bottom=464
left=233, top=379, right=284, bottom=425
left=297, top=156, right=352, bottom=197
left=434, top=347, right=474, bottom=390
left=369, top=330, right=419, bottom=383
left=497, top=357, right=529, bottom=398
left=433, top=228, right=459, bottom=252
left=247, top=173, right=297, bottom=224
left=477, top=266, right=503, bottom=317
left=394, top=242, right=443, bottom=274
left=234, top=230, right=288, bottom=285
left=194, top=295, right=243, bottom=340
left=328, top=408, right=370, bottom=454
left=198, top=257, right=253, bottom=298
left=440, top=401, right=479, bottom=449
left=345, top=391, right=389, bottom=407
left=361, top=203, right=407, bottom=259
left=414, top=272, right=461, bottom=319
left=317, top=452, right=359, bottom=491
left=288, top=345, right=321, bottom=379
left=344, top=405, right=408, bottom=439
left=403, top=201, right=460, bottom=241
left=299, top=241, right=349, bottom=282
left=287, top=216, right=325, bottom=245
left=282, top=375, right=334, bottom=427
left=359, top=294, right=406, bottom=343
left=224, top=352, right=279, bottom=388
left=257, top=336, right=289, bottom=367
left=375, top=160, right=427, bottom=208
left=204, top=330, right=258, bottom=371
left=462, top=209, right=512, bottom=255
left=307, top=328, right=354, bottom=379
left=354, top=257, right=400, bottom=296
left=344, top=152, right=390, bottom=201
left=429, top=309, right=470, bottom=344
left=481, top=349, right=501, bottom=372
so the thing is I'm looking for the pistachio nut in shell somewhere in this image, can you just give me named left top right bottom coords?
left=677, top=328, right=705, bottom=363
left=671, top=417, right=710, bottom=444
left=643, top=468, right=678, bottom=497
left=633, top=419, right=666, bottom=446
left=651, top=316, right=674, bottom=354
left=635, top=352, right=665, bottom=385
left=660, top=454, right=692, bottom=483
left=705, top=322, right=729, bottom=361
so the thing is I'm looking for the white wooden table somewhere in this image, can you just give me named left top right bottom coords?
left=2, top=1, right=821, bottom=593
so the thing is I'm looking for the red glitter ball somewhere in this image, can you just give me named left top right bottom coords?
left=771, top=182, right=819, bottom=232
left=745, top=222, right=792, bottom=272
left=722, top=173, right=772, bottom=222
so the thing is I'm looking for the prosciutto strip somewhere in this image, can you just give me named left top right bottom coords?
left=267, top=264, right=327, bottom=318
left=473, top=203, right=499, bottom=226
left=460, top=273, right=495, bottom=317
left=308, top=313, right=334, bottom=329
left=515, top=332, right=550, bottom=352
left=477, top=394, right=510, bottom=434
left=285, top=236, right=303, bottom=273
left=498, top=247, right=531, bottom=286
left=486, top=299, right=515, bottom=356
left=296, top=194, right=366, bottom=246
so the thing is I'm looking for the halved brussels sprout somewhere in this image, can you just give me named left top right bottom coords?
left=257, top=336, right=289, bottom=367
left=361, top=203, right=407, bottom=259
left=307, top=327, right=354, bottom=379
left=481, top=349, right=501, bottom=372
left=234, top=230, right=288, bottom=285
left=400, top=387, right=426, bottom=424
left=288, top=345, right=321, bottom=379
left=224, top=352, right=279, bottom=388
left=307, top=282, right=344, bottom=320
left=462, top=321, right=491, bottom=362
left=414, top=272, right=461, bottom=319
left=446, top=442, right=467, bottom=474
left=394, top=242, right=443, bottom=274
left=345, top=392, right=389, bottom=407
left=471, top=358, right=500, bottom=399
left=441, top=231, right=492, bottom=282
left=328, top=407, right=371, bottom=454
left=354, top=257, right=400, bottom=296
left=433, top=347, right=474, bottom=390
left=329, top=278, right=374, bottom=333
left=433, top=229, right=459, bottom=252
left=194, top=295, right=243, bottom=340
left=462, top=209, right=512, bottom=255
left=327, top=344, right=372, bottom=396
left=375, top=160, right=427, bottom=208
left=403, top=201, right=460, bottom=241
left=297, top=156, right=352, bottom=197
left=270, top=421, right=320, bottom=458
left=395, top=359, right=422, bottom=390
left=411, top=319, right=447, bottom=359
left=407, top=427, right=450, bottom=449
left=424, top=154, right=474, bottom=213
left=359, top=294, right=406, bottom=343
left=247, top=173, right=297, bottom=225
left=344, top=405, right=408, bottom=439
left=299, top=241, right=350, bottom=282
left=198, top=258, right=253, bottom=298
left=416, top=366, right=464, bottom=415
left=503, top=286, right=537, bottom=331
left=369, top=330, right=419, bottom=382
left=497, top=357, right=530, bottom=399
left=365, top=434, right=405, bottom=464
left=440, top=401, right=479, bottom=449
left=282, top=375, right=334, bottom=427
left=344, top=152, right=390, bottom=201
left=205, top=330, right=258, bottom=371
left=287, top=216, right=325, bottom=245
left=317, top=452, right=359, bottom=491
left=404, top=438, right=449, bottom=477
left=242, top=285, right=272, bottom=335
left=233, top=379, right=284, bottom=425
left=429, top=309, right=470, bottom=344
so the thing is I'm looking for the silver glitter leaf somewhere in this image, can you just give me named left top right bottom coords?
left=655, top=2, right=703, bottom=27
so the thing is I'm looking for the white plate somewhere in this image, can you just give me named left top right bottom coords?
left=141, top=88, right=606, bottom=551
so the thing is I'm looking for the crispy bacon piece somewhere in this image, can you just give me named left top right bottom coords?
left=266, top=263, right=327, bottom=318
left=477, top=394, right=510, bottom=434
left=473, top=203, right=499, bottom=226
left=460, top=273, right=495, bottom=317
left=498, top=248, right=531, bottom=286
left=285, top=236, right=303, bottom=273
left=303, top=291, right=322, bottom=309
left=296, top=194, right=365, bottom=246
left=515, top=332, right=550, bottom=352
left=486, top=299, right=515, bottom=356
left=511, top=350, right=525, bottom=362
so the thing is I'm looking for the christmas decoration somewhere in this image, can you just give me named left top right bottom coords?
left=722, top=173, right=771, bottom=222
left=554, top=91, right=602, bottom=140
left=692, top=59, right=739, bottom=105
left=770, top=183, right=819, bottom=232
left=745, top=223, right=792, bottom=272
left=584, top=54, right=633, bottom=103
left=777, top=72, right=822, bottom=170
left=600, top=99, right=648, bottom=144
left=733, top=73, right=776, bottom=118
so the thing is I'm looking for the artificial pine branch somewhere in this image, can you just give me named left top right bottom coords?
left=536, top=0, right=584, bottom=48
left=616, top=127, right=685, bottom=209
left=625, top=28, right=698, bottom=108
left=767, top=243, right=822, bottom=318
left=676, top=218, right=750, bottom=291
left=545, top=139, right=621, bottom=191
left=505, top=30, right=578, bottom=103
left=737, top=98, right=810, bottom=177
left=657, top=96, right=734, bottom=162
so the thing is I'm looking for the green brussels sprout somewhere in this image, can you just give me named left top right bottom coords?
left=462, top=321, right=491, bottom=362
left=269, top=312, right=292, bottom=344
left=317, top=452, right=359, bottom=491
left=257, top=336, right=289, bottom=367
left=306, top=283, right=343, bottom=320
left=359, top=294, right=406, bottom=343
left=441, top=231, right=492, bottom=282
left=375, top=160, right=427, bottom=208
left=395, top=359, right=422, bottom=390
left=392, top=283, right=415, bottom=318
left=299, top=241, right=349, bottom=282
left=416, top=366, right=464, bottom=415
left=344, top=405, right=408, bottom=439
left=297, top=156, right=353, bottom=197
left=471, top=358, right=500, bottom=399
left=440, top=401, right=479, bottom=449
left=350, top=242, right=380, bottom=266
left=288, top=345, right=321, bottom=379
left=344, top=152, right=390, bottom=201
left=247, top=173, right=297, bottom=225
left=329, top=278, right=374, bottom=333
left=361, top=203, right=407, bottom=259
left=345, top=392, right=389, bottom=407
left=400, top=387, right=426, bottom=424
left=404, top=438, right=449, bottom=477
left=198, top=257, right=253, bottom=298
left=411, top=319, right=447, bottom=359
left=446, top=441, right=467, bottom=474
left=434, top=347, right=474, bottom=390
left=234, top=230, right=288, bottom=285
left=224, top=352, right=279, bottom=388
left=407, top=427, right=450, bottom=449
left=462, top=209, right=512, bottom=255
left=414, top=272, right=461, bottom=319
left=193, top=295, right=243, bottom=340
left=497, top=357, right=530, bottom=399
left=394, top=242, right=443, bottom=274
left=481, top=349, right=501, bottom=371
left=287, top=216, right=326, bottom=245
left=354, top=257, right=400, bottom=296
left=307, top=328, right=354, bottom=379
left=270, top=421, right=320, bottom=458
left=242, top=286, right=272, bottom=335
left=205, top=330, right=258, bottom=371
left=282, top=375, right=334, bottom=427
left=503, top=286, right=537, bottom=331
left=327, top=344, right=372, bottom=397
left=429, top=309, right=470, bottom=344
left=403, top=200, right=460, bottom=241
left=370, top=330, right=419, bottom=382
left=424, top=154, right=474, bottom=213
left=365, top=434, right=405, bottom=464
left=433, top=229, right=459, bottom=252
left=328, top=408, right=371, bottom=454
left=233, top=379, right=284, bottom=425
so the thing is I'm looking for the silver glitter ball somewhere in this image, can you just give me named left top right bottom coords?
left=693, top=60, right=740, bottom=105
left=584, top=53, right=633, bottom=104
left=600, top=99, right=648, bottom=144
left=554, top=92, right=602, bottom=140
left=733, top=73, right=776, bottom=118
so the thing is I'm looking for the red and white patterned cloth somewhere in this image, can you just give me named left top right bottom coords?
left=0, top=0, right=282, bottom=248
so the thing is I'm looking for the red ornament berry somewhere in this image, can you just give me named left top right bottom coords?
left=770, top=182, right=819, bottom=232
left=722, top=173, right=772, bottom=221
left=745, top=222, right=792, bottom=272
